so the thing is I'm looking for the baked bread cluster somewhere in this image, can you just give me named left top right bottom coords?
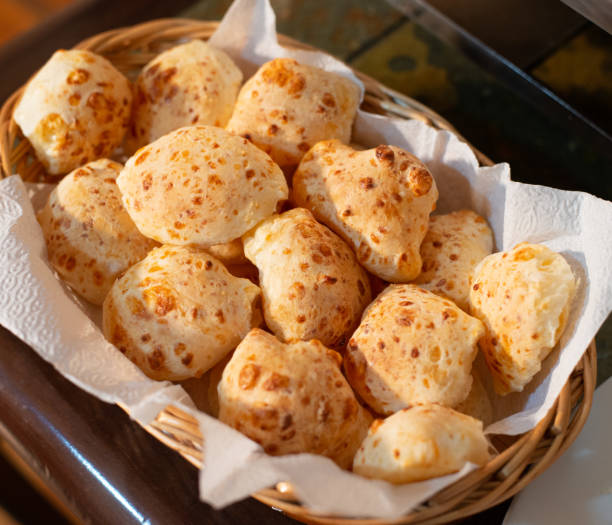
left=353, top=405, right=490, bottom=483
left=37, top=159, right=157, bottom=304
left=345, top=284, right=484, bottom=415
left=127, top=40, right=242, bottom=152
left=103, top=245, right=261, bottom=381
left=218, top=328, right=372, bottom=468
left=15, top=50, right=132, bottom=175
left=25, top=41, right=576, bottom=485
left=469, top=243, right=576, bottom=394
left=242, top=207, right=372, bottom=347
left=413, top=210, right=493, bottom=311
left=293, top=140, right=438, bottom=282
left=117, top=125, right=288, bottom=246
left=226, top=58, right=360, bottom=174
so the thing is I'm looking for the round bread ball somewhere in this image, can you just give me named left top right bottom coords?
left=293, top=141, right=438, bottom=282
left=345, top=284, right=484, bottom=415
left=37, top=159, right=156, bottom=305
left=412, top=210, right=494, bottom=311
left=103, top=245, right=262, bottom=381
left=14, top=49, right=132, bottom=175
left=469, top=243, right=576, bottom=395
left=353, top=404, right=491, bottom=483
left=127, top=40, right=243, bottom=152
left=218, top=328, right=372, bottom=468
left=226, top=58, right=360, bottom=173
left=242, top=208, right=372, bottom=347
left=117, top=125, right=288, bottom=246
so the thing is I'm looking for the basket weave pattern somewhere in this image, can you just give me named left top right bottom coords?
left=0, top=19, right=597, bottom=525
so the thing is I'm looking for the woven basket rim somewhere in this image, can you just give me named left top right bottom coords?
left=0, top=17, right=597, bottom=525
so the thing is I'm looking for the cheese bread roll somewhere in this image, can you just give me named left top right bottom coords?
left=127, top=40, right=242, bottom=152
left=353, top=404, right=490, bottom=483
left=226, top=58, right=360, bottom=173
left=345, top=284, right=484, bottom=415
left=37, top=159, right=156, bottom=305
left=293, top=141, right=438, bottom=282
left=117, top=126, right=288, bottom=246
left=103, top=246, right=261, bottom=381
left=15, top=49, right=131, bottom=175
left=242, top=208, right=371, bottom=347
left=218, top=329, right=372, bottom=468
left=413, top=210, right=493, bottom=310
left=469, top=243, right=576, bottom=395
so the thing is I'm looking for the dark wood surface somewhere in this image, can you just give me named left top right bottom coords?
left=0, top=325, right=297, bottom=525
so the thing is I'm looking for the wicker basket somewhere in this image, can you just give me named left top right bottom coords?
left=0, top=18, right=597, bottom=525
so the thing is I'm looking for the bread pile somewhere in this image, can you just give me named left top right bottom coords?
left=21, top=41, right=577, bottom=483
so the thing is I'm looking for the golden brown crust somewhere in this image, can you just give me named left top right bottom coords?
left=345, top=284, right=484, bottom=415
left=454, top=369, right=494, bottom=426
left=102, top=245, right=262, bottom=381
left=242, top=208, right=372, bottom=347
left=37, top=159, right=156, bottom=305
left=14, top=50, right=132, bottom=175
left=218, top=328, right=372, bottom=468
left=293, top=140, right=438, bottom=282
left=353, top=404, right=490, bottom=483
left=126, top=40, right=242, bottom=152
left=469, top=243, right=576, bottom=395
left=204, top=238, right=248, bottom=266
left=413, top=210, right=493, bottom=311
left=180, top=352, right=233, bottom=417
left=226, top=58, right=360, bottom=173
left=117, top=125, right=288, bottom=246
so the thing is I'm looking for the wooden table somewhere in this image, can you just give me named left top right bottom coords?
left=1, top=1, right=610, bottom=524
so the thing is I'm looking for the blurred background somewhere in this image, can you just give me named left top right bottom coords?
left=0, top=0, right=610, bottom=524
